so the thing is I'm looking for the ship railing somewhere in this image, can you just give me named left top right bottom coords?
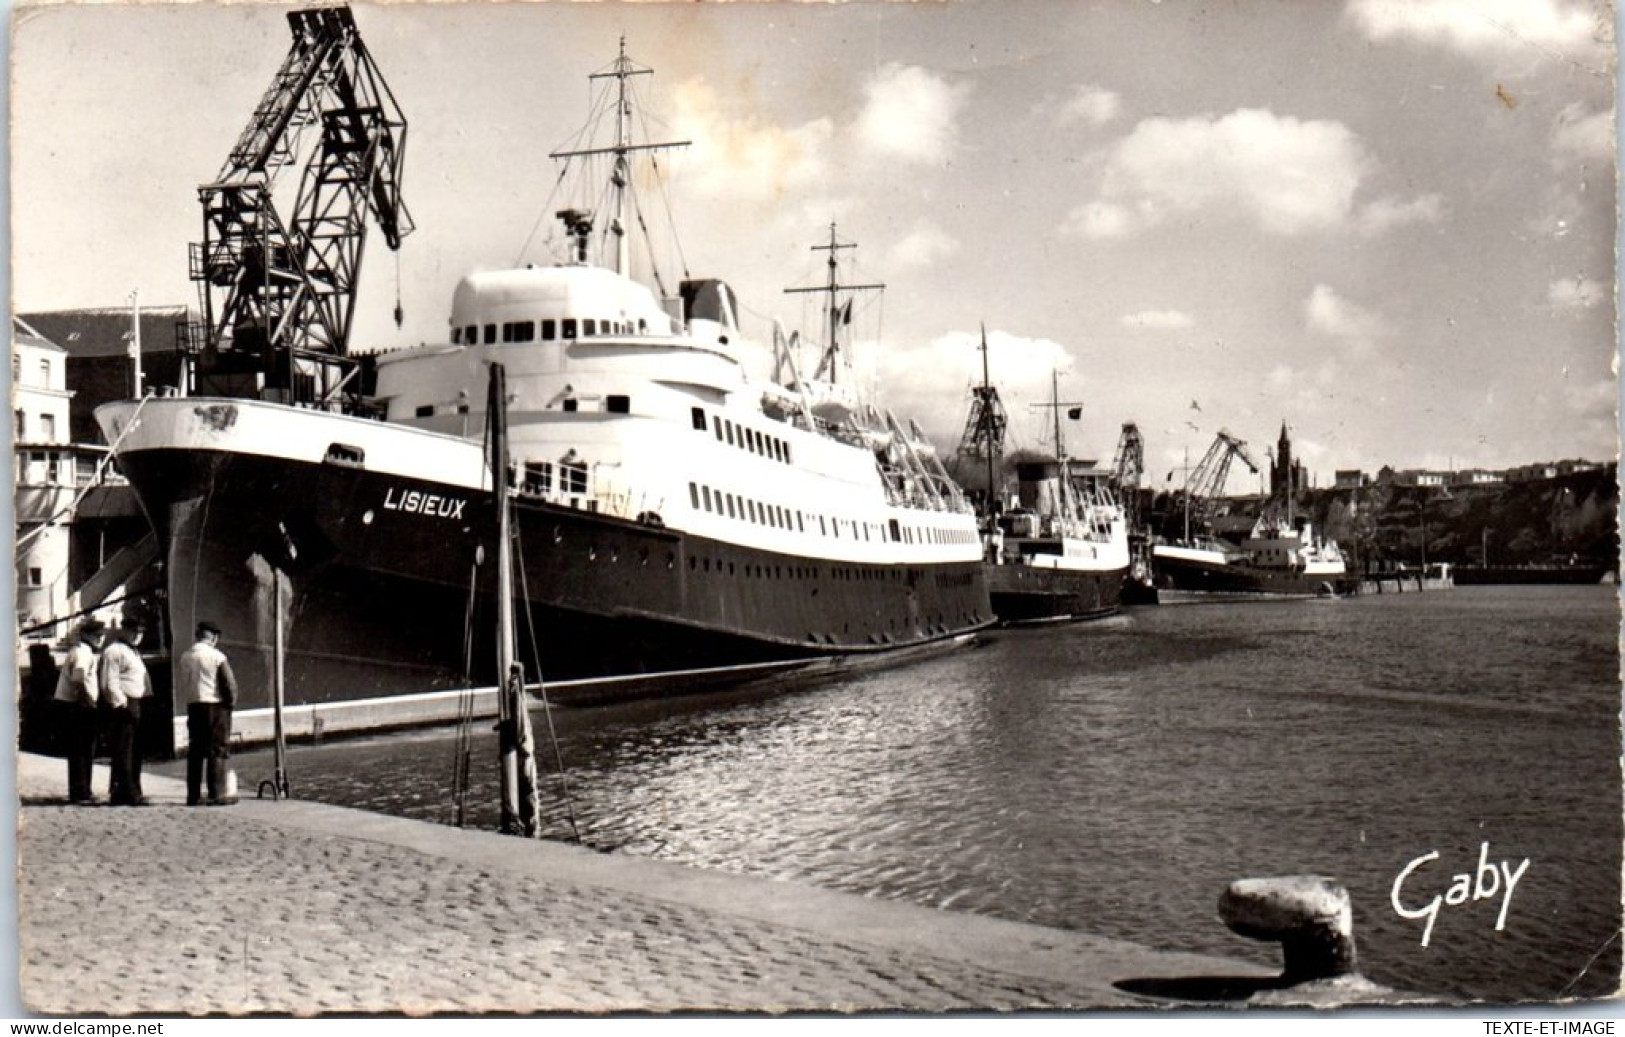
left=513, top=458, right=653, bottom=521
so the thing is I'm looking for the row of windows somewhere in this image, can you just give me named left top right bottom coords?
left=690, top=407, right=792, bottom=465
left=686, top=480, right=973, bottom=548
left=453, top=317, right=648, bottom=345
left=13, top=357, right=53, bottom=387
left=14, top=410, right=58, bottom=441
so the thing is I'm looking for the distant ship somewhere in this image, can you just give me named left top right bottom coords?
left=1150, top=423, right=1359, bottom=601
left=96, top=35, right=992, bottom=743
left=957, top=345, right=1128, bottom=624
left=1152, top=514, right=1361, bottom=602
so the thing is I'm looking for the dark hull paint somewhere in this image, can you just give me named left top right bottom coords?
left=1153, top=552, right=1361, bottom=600
left=1452, top=565, right=1612, bottom=586
left=986, top=564, right=1126, bottom=624
left=120, top=448, right=994, bottom=715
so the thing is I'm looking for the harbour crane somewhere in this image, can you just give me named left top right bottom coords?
left=185, top=5, right=413, bottom=408
left=1169, top=429, right=1260, bottom=542
left=1111, top=422, right=1144, bottom=529
left=951, top=325, right=1008, bottom=506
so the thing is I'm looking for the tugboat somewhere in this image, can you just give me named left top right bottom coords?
left=956, top=339, right=1129, bottom=624
left=95, top=28, right=992, bottom=743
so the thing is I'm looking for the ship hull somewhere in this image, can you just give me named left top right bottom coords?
left=1452, top=565, right=1612, bottom=586
left=986, top=563, right=1126, bottom=624
left=1152, top=548, right=1360, bottom=602
left=117, top=440, right=993, bottom=728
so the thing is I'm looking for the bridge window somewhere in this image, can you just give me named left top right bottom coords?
left=562, top=319, right=577, bottom=339
left=522, top=462, right=552, bottom=495
left=502, top=321, right=535, bottom=343
left=541, top=320, right=556, bottom=341
left=692, top=407, right=707, bottom=431
left=689, top=482, right=699, bottom=509
left=415, top=405, right=435, bottom=418
left=582, top=319, right=596, bottom=337
left=712, top=415, right=724, bottom=441
left=483, top=324, right=497, bottom=345
left=607, top=395, right=630, bottom=414
left=702, top=486, right=713, bottom=511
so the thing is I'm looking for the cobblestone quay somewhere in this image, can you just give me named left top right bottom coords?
left=16, top=753, right=1268, bottom=1015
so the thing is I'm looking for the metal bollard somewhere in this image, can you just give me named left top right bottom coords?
left=1219, top=875, right=1358, bottom=984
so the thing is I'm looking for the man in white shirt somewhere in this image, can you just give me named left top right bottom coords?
left=53, top=619, right=106, bottom=804
left=99, top=624, right=152, bottom=806
left=175, top=621, right=239, bottom=806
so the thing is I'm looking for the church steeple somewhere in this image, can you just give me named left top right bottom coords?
left=1272, top=421, right=1298, bottom=498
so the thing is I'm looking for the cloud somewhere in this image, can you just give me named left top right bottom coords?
left=886, top=223, right=958, bottom=268
left=1552, top=103, right=1614, bottom=166
left=1357, top=193, right=1446, bottom=234
left=1062, top=109, right=1379, bottom=237
left=855, top=64, right=970, bottom=166
left=1346, top=0, right=1609, bottom=64
left=869, top=327, right=1071, bottom=440
left=1119, top=309, right=1194, bottom=330
left=1547, top=276, right=1608, bottom=312
left=1063, top=200, right=1136, bottom=239
left=670, top=78, right=834, bottom=202
left=1061, top=85, right=1121, bottom=127
left=1306, top=284, right=1388, bottom=348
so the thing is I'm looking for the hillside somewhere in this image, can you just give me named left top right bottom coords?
left=1147, top=465, right=1618, bottom=572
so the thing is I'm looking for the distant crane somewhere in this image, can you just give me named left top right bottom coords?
left=1169, top=429, right=1260, bottom=542
left=185, top=5, right=413, bottom=407
left=1111, top=422, right=1144, bottom=529
left=952, top=325, right=1008, bottom=506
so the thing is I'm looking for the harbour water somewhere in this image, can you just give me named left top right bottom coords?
left=203, top=585, right=1622, bottom=1003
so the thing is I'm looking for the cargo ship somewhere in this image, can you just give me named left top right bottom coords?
left=975, top=370, right=1128, bottom=624
left=96, top=30, right=991, bottom=742
left=1152, top=516, right=1362, bottom=602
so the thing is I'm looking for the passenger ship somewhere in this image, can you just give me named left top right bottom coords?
left=96, top=44, right=991, bottom=738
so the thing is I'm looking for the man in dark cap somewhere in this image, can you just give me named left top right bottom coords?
left=99, top=623, right=152, bottom=806
left=175, top=620, right=238, bottom=806
left=53, top=619, right=107, bottom=804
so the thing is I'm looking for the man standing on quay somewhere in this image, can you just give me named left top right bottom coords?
left=176, top=621, right=238, bottom=806
left=53, top=618, right=106, bottom=804
left=99, top=624, right=152, bottom=806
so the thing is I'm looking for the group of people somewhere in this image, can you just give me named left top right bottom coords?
left=52, top=618, right=240, bottom=807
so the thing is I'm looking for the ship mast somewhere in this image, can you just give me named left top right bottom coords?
left=784, top=223, right=884, bottom=384
left=550, top=38, right=689, bottom=277
left=1032, top=371, right=1084, bottom=518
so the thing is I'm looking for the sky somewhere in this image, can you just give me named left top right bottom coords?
left=9, top=0, right=1619, bottom=493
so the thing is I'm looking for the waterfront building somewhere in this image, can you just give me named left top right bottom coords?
left=1449, top=468, right=1504, bottom=487
left=13, top=318, right=78, bottom=634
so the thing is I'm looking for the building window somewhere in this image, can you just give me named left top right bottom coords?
left=27, top=567, right=41, bottom=587
left=502, top=321, right=536, bottom=343
left=483, top=325, right=497, bottom=345
left=11, top=356, right=18, bottom=383
left=541, top=320, right=556, bottom=340
left=37, top=359, right=49, bottom=386
left=40, top=414, right=55, bottom=442
left=14, top=410, right=23, bottom=439
left=691, top=407, right=707, bottom=431
left=606, top=395, right=630, bottom=414
left=562, top=320, right=577, bottom=339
